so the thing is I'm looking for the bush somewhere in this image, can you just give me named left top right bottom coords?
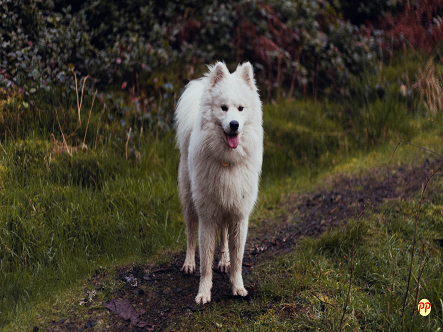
left=2, top=0, right=440, bottom=132
left=0, top=0, right=379, bottom=101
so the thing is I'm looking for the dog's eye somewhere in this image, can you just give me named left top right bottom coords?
left=221, top=105, right=228, bottom=111
left=238, top=106, right=244, bottom=112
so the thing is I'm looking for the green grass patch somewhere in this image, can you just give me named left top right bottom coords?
left=0, top=131, right=184, bottom=326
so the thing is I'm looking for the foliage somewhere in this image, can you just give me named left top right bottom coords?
left=1, top=0, right=442, bottom=111
left=0, top=1, right=93, bottom=93
left=377, top=0, right=443, bottom=54
left=0, top=0, right=380, bottom=102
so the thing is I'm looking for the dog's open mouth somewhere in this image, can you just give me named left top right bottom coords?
left=226, top=134, right=239, bottom=149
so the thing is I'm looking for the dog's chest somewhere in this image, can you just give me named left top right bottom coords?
left=192, top=162, right=258, bottom=218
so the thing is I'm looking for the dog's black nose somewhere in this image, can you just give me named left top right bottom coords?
left=230, top=120, right=239, bottom=132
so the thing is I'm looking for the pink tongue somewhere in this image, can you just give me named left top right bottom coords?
left=227, top=134, right=239, bottom=149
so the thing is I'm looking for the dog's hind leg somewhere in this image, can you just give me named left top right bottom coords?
left=196, top=219, right=217, bottom=304
left=179, top=160, right=198, bottom=274
left=229, top=218, right=248, bottom=297
left=218, top=225, right=230, bottom=272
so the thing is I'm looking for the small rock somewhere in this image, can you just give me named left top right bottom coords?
left=187, top=305, right=198, bottom=312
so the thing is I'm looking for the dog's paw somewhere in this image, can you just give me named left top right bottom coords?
left=218, top=260, right=230, bottom=273
left=195, top=292, right=211, bottom=304
left=233, top=287, right=248, bottom=297
left=181, top=261, right=195, bottom=274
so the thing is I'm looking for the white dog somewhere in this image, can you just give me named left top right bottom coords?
left=175, top=62, right=263, bottom=304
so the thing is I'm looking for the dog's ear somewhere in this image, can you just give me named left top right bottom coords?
left=238, top=62, right=256, bottom=90
left=209, top=62, right=229, bottom=87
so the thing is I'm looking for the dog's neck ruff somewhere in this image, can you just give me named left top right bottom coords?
left=222, top=161, right=229, bottom=167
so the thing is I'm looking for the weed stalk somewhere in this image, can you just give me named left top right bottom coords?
left=94, top=105, right=105, bottom=150
left=401, top=162, right=442, bottom=323
left=412, top=243, right=430, bottom=319
left=83, top=89, right=97, bottom=148
left=339, top=205, right=367, bottom=332
left=125, top=127, right=132, bottom=160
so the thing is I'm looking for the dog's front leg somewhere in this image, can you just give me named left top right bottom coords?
left=196, top=219, right=217, bottom=304
left=229, top=219, right=248, bottom=297
left=179, top=160, right=198, bottom=274
left=218, top=225, right=230, bottom=272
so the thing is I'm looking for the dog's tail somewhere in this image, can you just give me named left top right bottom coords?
left=174, top=78, right=206, bottom=152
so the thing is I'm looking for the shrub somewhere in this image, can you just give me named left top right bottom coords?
left=1, top=0, right=440, bottom=131
left=0, top=0, right=379, bottom=101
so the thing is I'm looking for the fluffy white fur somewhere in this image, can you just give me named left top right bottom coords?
left=175, top=62, right=263, bottom=304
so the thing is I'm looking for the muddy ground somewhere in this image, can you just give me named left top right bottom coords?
left=42, top=159, right=441, bottom=332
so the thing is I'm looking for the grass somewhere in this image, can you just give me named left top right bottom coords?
left=0, top=131, right=184, bottom=326
left=1, top=52, right=443, bottom=330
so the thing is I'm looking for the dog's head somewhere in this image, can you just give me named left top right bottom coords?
left=203, top=61, right=261, bottom=150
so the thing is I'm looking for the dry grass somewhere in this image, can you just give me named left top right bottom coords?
left=416, top=55, right=443, bottom=115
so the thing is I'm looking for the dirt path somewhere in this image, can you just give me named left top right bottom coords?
left=44, top=159, right=440, bottom=332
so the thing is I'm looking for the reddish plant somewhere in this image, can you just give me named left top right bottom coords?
left=380, top=0, right=443, bottom=52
